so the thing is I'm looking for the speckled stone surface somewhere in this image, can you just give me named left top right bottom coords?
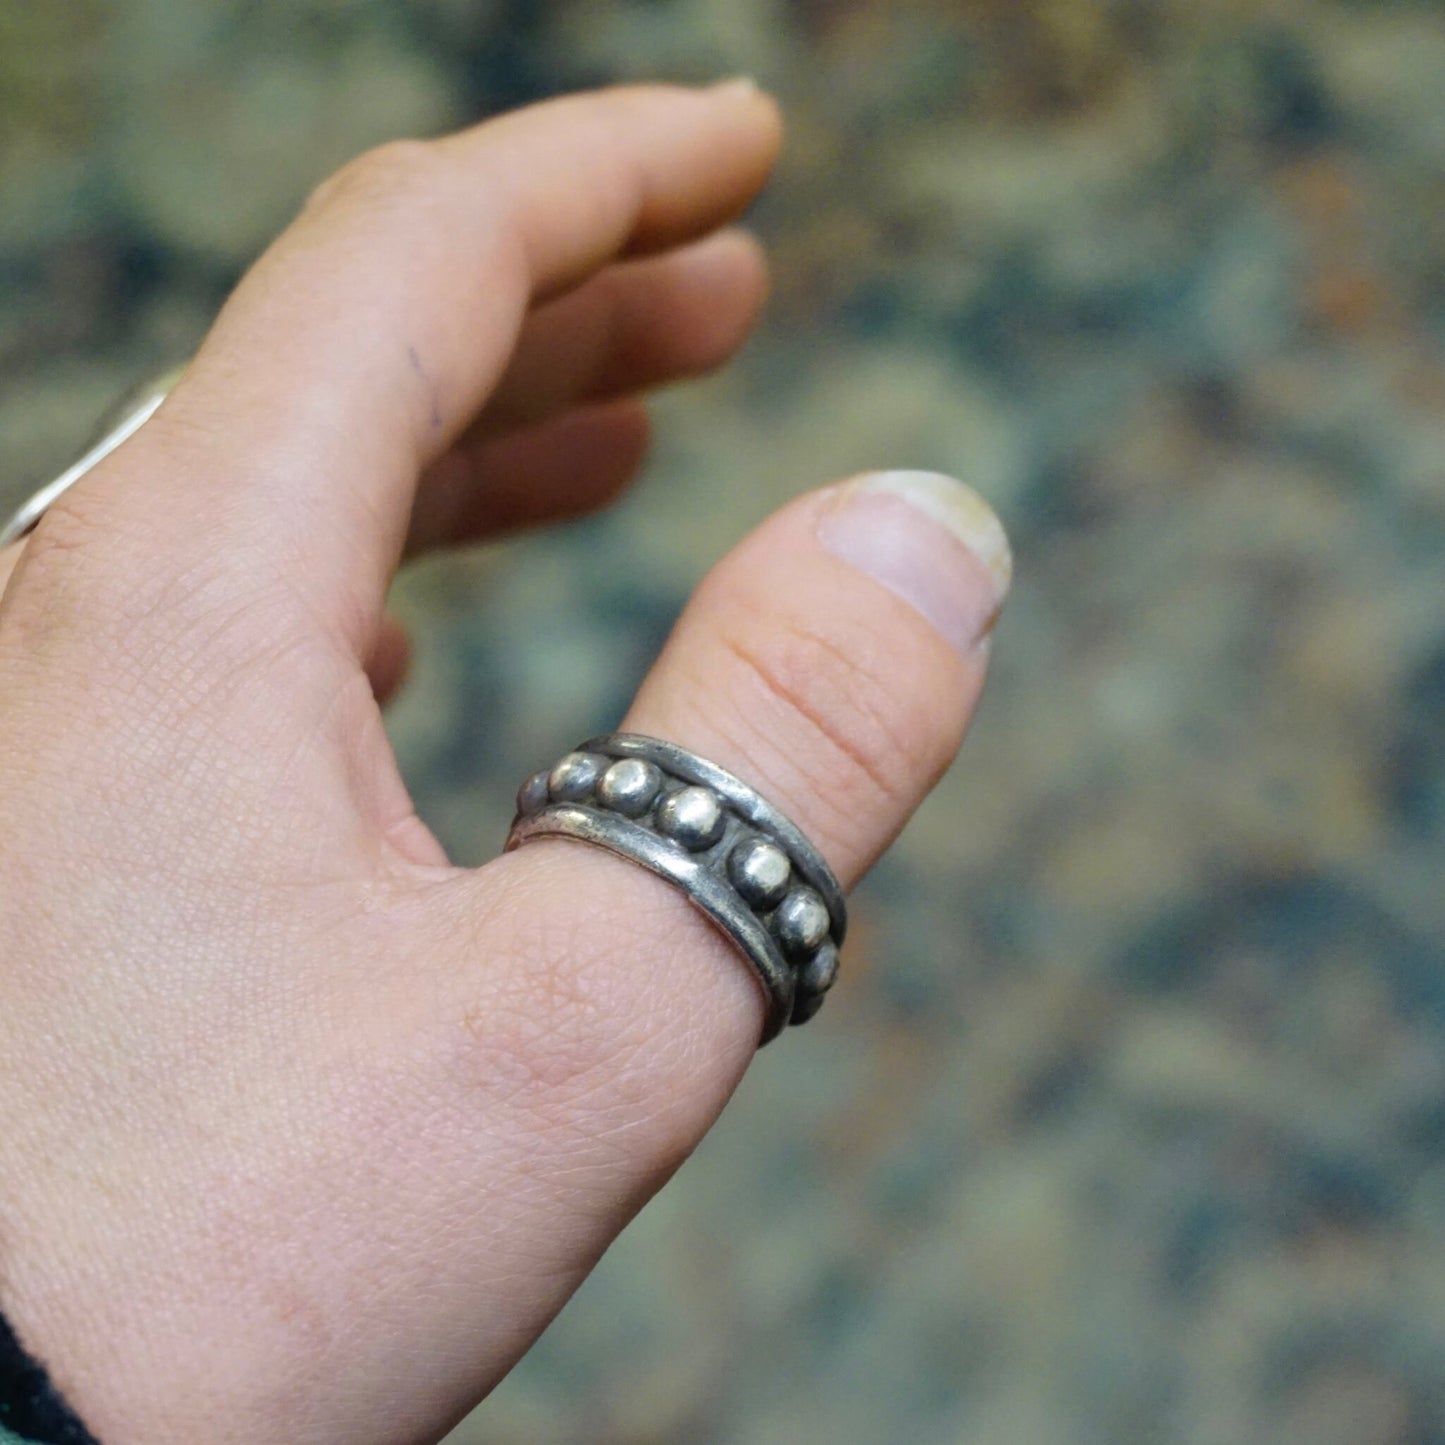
left=3, top=2, right=1445, bottom=1441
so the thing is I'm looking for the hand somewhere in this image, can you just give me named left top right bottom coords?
left=0, top=83, right=1010, bottom=1443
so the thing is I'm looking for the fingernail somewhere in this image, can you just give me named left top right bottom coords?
left=816, top=470, right=1013, bottom=655
left=709, top=76, right=762, bottom=98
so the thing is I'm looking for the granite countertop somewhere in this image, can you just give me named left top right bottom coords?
left=2, top=2, right=1444, bottom=1440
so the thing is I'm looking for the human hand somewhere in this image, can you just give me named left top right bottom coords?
left=0, top=83, right=1010, bottom=1443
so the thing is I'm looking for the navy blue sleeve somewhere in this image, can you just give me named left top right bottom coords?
left=0, top=1308, right=99, bottom=1444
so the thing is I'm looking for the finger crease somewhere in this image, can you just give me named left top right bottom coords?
left=717, top=629, right=899, bottom=807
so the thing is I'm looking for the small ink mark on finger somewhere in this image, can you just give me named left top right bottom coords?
left=407, top=344, right=444, bottom=431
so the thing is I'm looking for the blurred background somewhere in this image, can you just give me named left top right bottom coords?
left=3, top=2, right=1445, bottom=1441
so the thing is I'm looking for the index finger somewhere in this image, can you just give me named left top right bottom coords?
left=40, top=83, right=781, bottom=645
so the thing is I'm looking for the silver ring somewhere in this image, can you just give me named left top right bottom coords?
left=506, top=733, right=846, bottom=1044
left=0, top=370, right=181, bottom=551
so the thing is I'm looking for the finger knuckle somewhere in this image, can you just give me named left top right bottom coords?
left=305, top=139, right=447, bottom=219
left=458, top=897, right=647, bottom=1119
left=442, top=866, right=728, bottom=1173
left=10, top=482, right=305, bottom=696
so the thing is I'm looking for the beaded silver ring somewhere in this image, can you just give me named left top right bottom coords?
left=506, top=733, right=846, bottom=1044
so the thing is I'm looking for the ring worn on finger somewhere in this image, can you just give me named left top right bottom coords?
left=0, top=371, right=180, bottom=551
left=508, top=733, right=846, bottom=1044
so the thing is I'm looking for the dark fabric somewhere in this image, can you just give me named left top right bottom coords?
left=0, top=1308, right=99, bottom=1444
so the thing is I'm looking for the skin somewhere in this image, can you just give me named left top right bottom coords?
left=0, top=84, right=995, bottom=1443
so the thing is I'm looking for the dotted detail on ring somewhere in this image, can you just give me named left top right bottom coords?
left=505, top=735, right=847, bottom=1043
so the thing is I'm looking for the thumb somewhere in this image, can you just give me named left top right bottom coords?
left=424, top=469, right=1012, bottom=1413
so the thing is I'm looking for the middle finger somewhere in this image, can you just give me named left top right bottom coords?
left=404, top=227, right=767, bottom=555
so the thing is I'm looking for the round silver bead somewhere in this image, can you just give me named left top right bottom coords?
left=596, top=758, right=662, bottom=817
left=791, top=990, right=826, bottom=1026
left=516, top=770, right=550, bottom=818
left=728, top=837, right=792, bottom=909
left=548, top=751, right=604, bottom=802
left=774, top=887, right=831, bottom=958
left=799, top=940, right=840, bottom=996
left=655, top=786, right=725, bottom=851
left=728, top=838, right=797, bottom=901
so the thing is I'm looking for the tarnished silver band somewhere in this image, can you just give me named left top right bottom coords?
left=0, top=371, right=179, bottom=551
left=506, top=733, right=846, bottom=1044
